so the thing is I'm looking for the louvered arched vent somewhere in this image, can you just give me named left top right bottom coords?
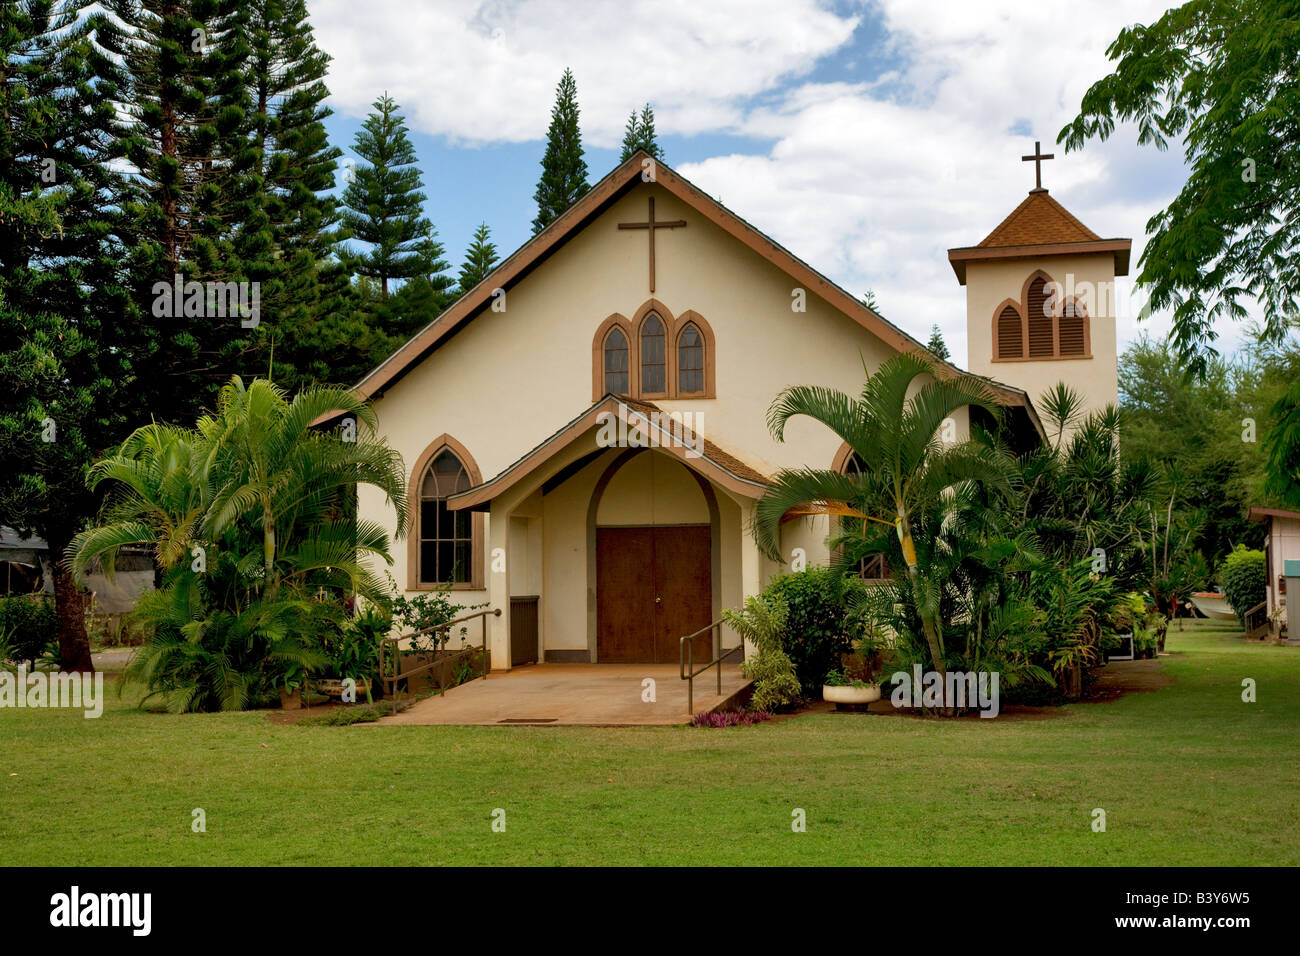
left=1059, top=299, right=1086, bottom=355
left=996, top=305, right=1023, bottom=359
left=1026, top=277, right=1053, bottom=357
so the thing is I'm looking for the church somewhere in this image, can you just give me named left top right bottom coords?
left=345, top=147, right=1130, bottom=670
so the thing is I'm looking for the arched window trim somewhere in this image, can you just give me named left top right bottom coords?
left=991, top=270, right=1093, bottom=362
left=831, top=442, right=890, bottom=581
left=591, top=313, right=635, bottom=400
left=406, top=434, right=485, bottom=591
left=590, top=300, right=716, bottom=400
left=676, top=321, right=706, bottom=394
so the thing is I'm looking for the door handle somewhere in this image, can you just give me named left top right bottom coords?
left=655, top=596, right=662, bottom=604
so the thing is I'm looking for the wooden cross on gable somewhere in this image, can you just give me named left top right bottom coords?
left=618, top=196, right=686, bottom=293
left=1022, top=140, right=1054, bottom=190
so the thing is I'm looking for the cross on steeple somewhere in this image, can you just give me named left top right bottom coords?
left=618, top=196, right=686, bottom=293
left=1022, top=140, right=1054, bottom=190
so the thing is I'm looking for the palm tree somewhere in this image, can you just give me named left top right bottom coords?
left=754, top=353, right=1012, bottom=686
left=69, top=376, right=409, bottom=711
left=69, top=423, right=210, bottom=579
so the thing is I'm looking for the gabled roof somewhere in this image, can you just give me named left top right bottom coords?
left=447, top=395, right=772, bottom=511
left=947, top=188, right=1131, bottom=284
left=980, top=188, right=1100, bottom=246
left=317, top=151, right=1039, bottom=417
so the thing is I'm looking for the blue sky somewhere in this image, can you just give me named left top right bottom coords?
left=308, top=0, right=1247, bottom=365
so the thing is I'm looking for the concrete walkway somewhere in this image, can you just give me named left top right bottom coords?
left=90, top=647, right=136, bottom=671
left=375, top=662, right=750, bottom=726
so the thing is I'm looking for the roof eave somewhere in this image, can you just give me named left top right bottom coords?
left=947, top=239, right=1132, bottom=285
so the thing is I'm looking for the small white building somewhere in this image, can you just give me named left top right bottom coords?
left=1249, top=507, right=1300, bottom=638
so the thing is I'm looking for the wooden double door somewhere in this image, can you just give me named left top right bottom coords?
left=596, top=525, right=712, bottom=664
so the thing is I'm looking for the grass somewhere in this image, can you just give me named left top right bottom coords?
left=3, top=619, right=1296, bottom=866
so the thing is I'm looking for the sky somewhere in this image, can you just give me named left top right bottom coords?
left=306, top=0, right=1247, bottom=367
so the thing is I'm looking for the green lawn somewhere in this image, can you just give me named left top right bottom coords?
left=3, top=620, right=1296, bottom=866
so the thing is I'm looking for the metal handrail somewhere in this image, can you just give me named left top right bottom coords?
left=379, top=607, right=501, bottom=710
left=679, top=618, right=746, bottom=715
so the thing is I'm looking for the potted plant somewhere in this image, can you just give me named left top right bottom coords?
left=822, top=634, right=885, bottom=710
left=822, top=667, right=881, bottom=707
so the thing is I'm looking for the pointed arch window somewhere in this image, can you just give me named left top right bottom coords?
left=837, top=449, right=890, bottom=580
left=640, top=312, right=667, bottom=394
left=603, top=327, right=630, bottom=395
left=677, top=322, right=704, bottom=394
left=591, top=304, right=715, bottom=400
left=418, top=449, right=473, bottom=585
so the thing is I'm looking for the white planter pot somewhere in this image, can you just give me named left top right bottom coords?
left=823, top=683, right=881, bottom=705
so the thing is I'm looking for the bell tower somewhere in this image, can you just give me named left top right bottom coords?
left=947, top=142, right=1131, bottom=432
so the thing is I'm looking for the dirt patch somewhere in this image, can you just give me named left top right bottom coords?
left=1084, top=657, right=1176, bottom=703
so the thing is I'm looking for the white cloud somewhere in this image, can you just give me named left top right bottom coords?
left=308, top=0, right=859, bottom=145
left=674, top=0, right=1243, bottom=365
left=310, top=0, right=1251, bottom=366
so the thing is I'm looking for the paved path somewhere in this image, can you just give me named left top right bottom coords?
left=376, top=662, right=750, bottom=726
left=91, top=647, right=136, bottom=671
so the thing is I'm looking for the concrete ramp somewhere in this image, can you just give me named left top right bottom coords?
left=375, top=663, right=750, bottom=726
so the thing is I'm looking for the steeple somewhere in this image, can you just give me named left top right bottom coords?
left=945, top=142, right=1133, bottom=433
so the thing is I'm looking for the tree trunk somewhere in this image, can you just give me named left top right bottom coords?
left=50, top=551, right=93, bottom=673
left=899, top=514, right=949, bottom=713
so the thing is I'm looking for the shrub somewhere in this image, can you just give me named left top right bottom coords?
left=690, top=710, right=772, bottom=728
left=0, top=594, right=57, bottom=666
left=320, top=602, right=391, bottom=690
left=386, top=572, right=486, bottom=652
left=1219, top=546, right=1266, bottom=622
left=725, top=592, right=802, bottom=712
left=742, top=644, right=802, bottom=712
left=762, top=566, right=854, bottom=696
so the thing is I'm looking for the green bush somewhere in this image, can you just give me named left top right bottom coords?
left=0, top=594, right=57, bottom=666
left=1219, top=546, right=1266, bottom=622
left=762, top=566, right=854, bottom=696
left=725, top=592, right=802, bottom=712
left=743, top=646, right=802, bottom=712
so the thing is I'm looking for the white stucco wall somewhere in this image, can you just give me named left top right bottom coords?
left=356, top=179, right=983, bottom=663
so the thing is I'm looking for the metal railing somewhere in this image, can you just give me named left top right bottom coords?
left=1244, top=600, right=1270, bottom=640
left=679, top=618, right=746, bottom=715
left=379, top=607, right=501, bottom=710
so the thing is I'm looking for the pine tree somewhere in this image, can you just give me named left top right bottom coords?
left=457, top=223, right=499, bottom=293
left=927, top=324, right=951, bottom=362
left=0, top=0, right=133, bottom=671
left=390, top=222, right=456, bottom=337
left=531, top=68, right=589, bottom=234
left=619, top=109, right=640, bottom=162
left=238, top=0, right=349, bottom=392
left=619, top=102, right=663, bottom=162
left=340, top=93, right=432, bottom=300
left=98, top=0, right=254, bottom=424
